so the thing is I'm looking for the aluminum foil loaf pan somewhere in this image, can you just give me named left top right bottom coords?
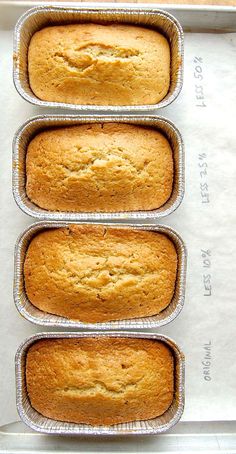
left=14, top=221, right=187, bottom=329
left=15, top=331, right=185, bottom=435
left=13, top=5, right=184, bottom=112
left=12, top=115, right=184, bottom=221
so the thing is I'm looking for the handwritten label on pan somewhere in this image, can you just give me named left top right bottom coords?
left=194, top=56, right=206, bottom=108
left=201, top=249, right=212, bottom=297
left=202, top=341, right=212, bottom=381
left=198, top=153, right=210, bottom=204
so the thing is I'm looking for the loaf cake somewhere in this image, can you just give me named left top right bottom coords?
left=28, top=23, right=170, bottom=105
left=26, top=123, right=173, bottom=213
left=26, top=337, right=174, bottom=425
left=24, top=225, right=177, bottom=323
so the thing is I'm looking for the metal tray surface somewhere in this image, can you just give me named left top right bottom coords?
left=1, top=2, right=236, bottom=453
left=12, top=114, right=184, bottom=221
left=15, top=331, right=185, bottom=435
left=13, top=5, right=184, bottom=112
left=14, top=221, right=187, bottom=329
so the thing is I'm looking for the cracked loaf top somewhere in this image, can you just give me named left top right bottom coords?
left=26, top=337, right=174, bottom=425
left=24, top=225, right=177, bottom=323
left=26, top=123, right=173, bottom=213
left=27, top=23, right=170, bottom=105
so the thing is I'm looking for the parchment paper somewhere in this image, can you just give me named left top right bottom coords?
left=0, top=30, right=236, bottom=427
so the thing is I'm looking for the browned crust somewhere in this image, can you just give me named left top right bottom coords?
left=24, top=225, right=177, bottom=323
left=28, top=23, right=170, bottom=105
left=26, top=337, right=174, bottom=425
left=26, top=123, right=173, bottom=213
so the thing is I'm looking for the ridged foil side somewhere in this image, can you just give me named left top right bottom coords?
left=15, top=331, right=185, bottom=435
left=13, top=5, right=184, bottom=112
left=13, top=221, right=187, bottom=329
left=12, top=115, right=184, bottom=220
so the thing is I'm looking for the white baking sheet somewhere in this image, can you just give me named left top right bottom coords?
left=0, top=27, right=236, bottom=428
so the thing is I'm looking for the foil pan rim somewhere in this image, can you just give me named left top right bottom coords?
left=13, top=5, right=184, bottom=112
left=15, top=331, right=185, bottom=435
left=14, top=221, right=187, bottom=329
left=12, top=114, right=185, bottom=221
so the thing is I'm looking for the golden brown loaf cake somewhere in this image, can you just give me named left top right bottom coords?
left=26, top=123, right=173, bottom=213
left=26, top=337, right=174, bottom=425
left=28, top=23, right=170, bottom=105
left=24, top=225, right=177, bottom=323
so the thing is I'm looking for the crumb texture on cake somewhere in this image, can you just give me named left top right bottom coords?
left=26, top=337, right=174, bottom=425
left=24, top=225, right=177, bottom=323
left=26, top=123, right=173, bottom=213
left=28, top=23, right=170, bottom=105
